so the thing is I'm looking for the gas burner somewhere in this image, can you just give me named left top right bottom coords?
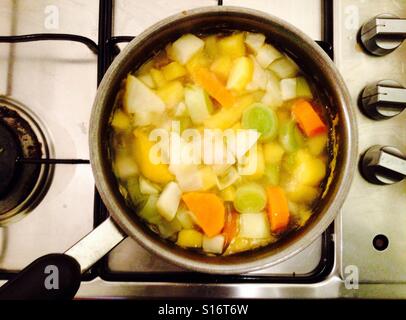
left=0, top=96, right=53, bottom=225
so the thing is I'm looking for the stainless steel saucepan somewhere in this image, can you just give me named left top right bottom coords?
left=0, top=6, right=357, bottom=299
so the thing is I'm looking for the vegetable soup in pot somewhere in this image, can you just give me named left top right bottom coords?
left=109, top=31, right=330, bottom=256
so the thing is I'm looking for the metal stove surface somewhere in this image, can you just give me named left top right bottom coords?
left=0, top=0, right=406, bottom=299
left=336, top=0, right=406, bottom=283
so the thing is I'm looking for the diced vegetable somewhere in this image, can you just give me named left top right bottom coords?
left=307, top=133, right=328, bottom=156
left=234, top=183, right=267, bottom=213
left=138, top=195, right=162, bottom=225
left=231, top=129, right=260, bottom=160
left=226, top=56, right=254, bottom=91
left=178, top=117, right=192, bottom=132
left=174, top=102, right=187, bottom=117
left=212, top=163, right=232, bottom=176
left=162, top=61, right=186, bottom=81
left=176, top=229, right=203, bottom=248
left=255, top=44, right=283, bottom=68
left=193, top=68, right=235, bottom=108
left=281, top=152, right=297, bottom=174
left=269, top=56, right=299, bottom=79
left=292, top=208, right=312, bottom=228
left=237, top=144, right=265, bottom=179
left=293, top=150, right=326, bottom=186
left=157, top=218, right=182, bottom=239
left=246, top=56, right=268, bottom=91
left=203, top=234, right=225, bottom=254
left=224, top=237, right=274, bottom=255
left=200, top=166, right=218, bottom=191
left=264, top=163, right=280, bottom=186
left=111, top=109, right=131, bottom=130
left=176, top=207, right=195, bottom=229
left=184, top=85, right=213, bottom=125
left=203, top=93, right=255, bottom=129
left=139, top=176, right=160, bottom=195
left=286, top=182, right=318, bottom=204
left=278, top=120, right=305, bottom=153
left=157, top=81, right=184, bottom=109
left=131, top=111, right=155, bottom=127
left=210, top=56, right=232, bottom=82
left=202, top=139, right=235, bottom=168
left=223, top=209, right=238, bottom=247
left=204, top=35, right=218, bottom=59
left=113, top=154, right=138, bottom=179
left=133, top=129, right=174, bottom=184
left=170, top=164, right=203, bottom=192
left=242, top=103, right=278, bottom=141
left=217, top=166, right=241, bottom=190
left=171, top=34, right=205, bottom=65
left=263, top=142, right=285, bottom=164
left=136, top=59, right=154, bottom=75
left=266, top=186, right=290, bottom=232
left=291, top=99, right=327, bottom=137
left=244, top=32, right=266, bottom=53
left=218, top=33, right=246, bottom=59
left=138, top=73, right=156, bottom=89
left=280, top=78, right=297, bottom=101
left=123, top=75, right=165, bottom=115
left=220, top=185, right=236, bottom=202
left=157, top=181, right=182, bottom=221
left=182, top=192, right=225, bottom=237
left=149, top=68, right=167, bottom=88
left=261, top=71, right=283, bottom=108
left=239, top=212, right=271, bottom=239
left=185, top=50, right=211, bottom=74
left=126, top=177, right=148, bottom=209
left=296, top=76, right=313, bottom=99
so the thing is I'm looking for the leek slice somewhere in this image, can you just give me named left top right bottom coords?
left=242, top=103, right=278, bottom=141
left=234, top=183, right=267, bottom=213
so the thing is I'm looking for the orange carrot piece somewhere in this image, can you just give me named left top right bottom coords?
left=267, top=186, right=290, bottom=232
left=292, top=99, right=327, bottom=137
left=223, top=209, right=238, bottom=247
left=182, top=192, right=225, bottom=237
left=192, top=67, right=235, bottom=108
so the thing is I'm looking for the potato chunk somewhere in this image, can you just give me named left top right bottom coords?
left=226, top=57, right=254, bottom=91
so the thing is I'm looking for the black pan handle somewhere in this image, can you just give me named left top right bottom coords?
left=0, top=253, right=81, bottom=300
left=0, top=217, right=126, bottom=300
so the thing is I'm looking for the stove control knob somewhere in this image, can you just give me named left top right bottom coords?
left=360, top=80, right=406, bottom=120
left=361, top=145, right=406, bottom=185
left=360, top=14, right=406, bottom=56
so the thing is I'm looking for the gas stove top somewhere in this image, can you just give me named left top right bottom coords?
left=0, top=0, right=405, bottom=299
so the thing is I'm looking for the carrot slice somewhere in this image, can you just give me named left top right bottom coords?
left=182, top=192, right=225, bottom=237
left=291, top=99, right=326, bottom=137
left=192, top=67, right=235, bottom=108
left=266, top=186, right=290, bottom=232
left=223, top=208, right=238, bottom=247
